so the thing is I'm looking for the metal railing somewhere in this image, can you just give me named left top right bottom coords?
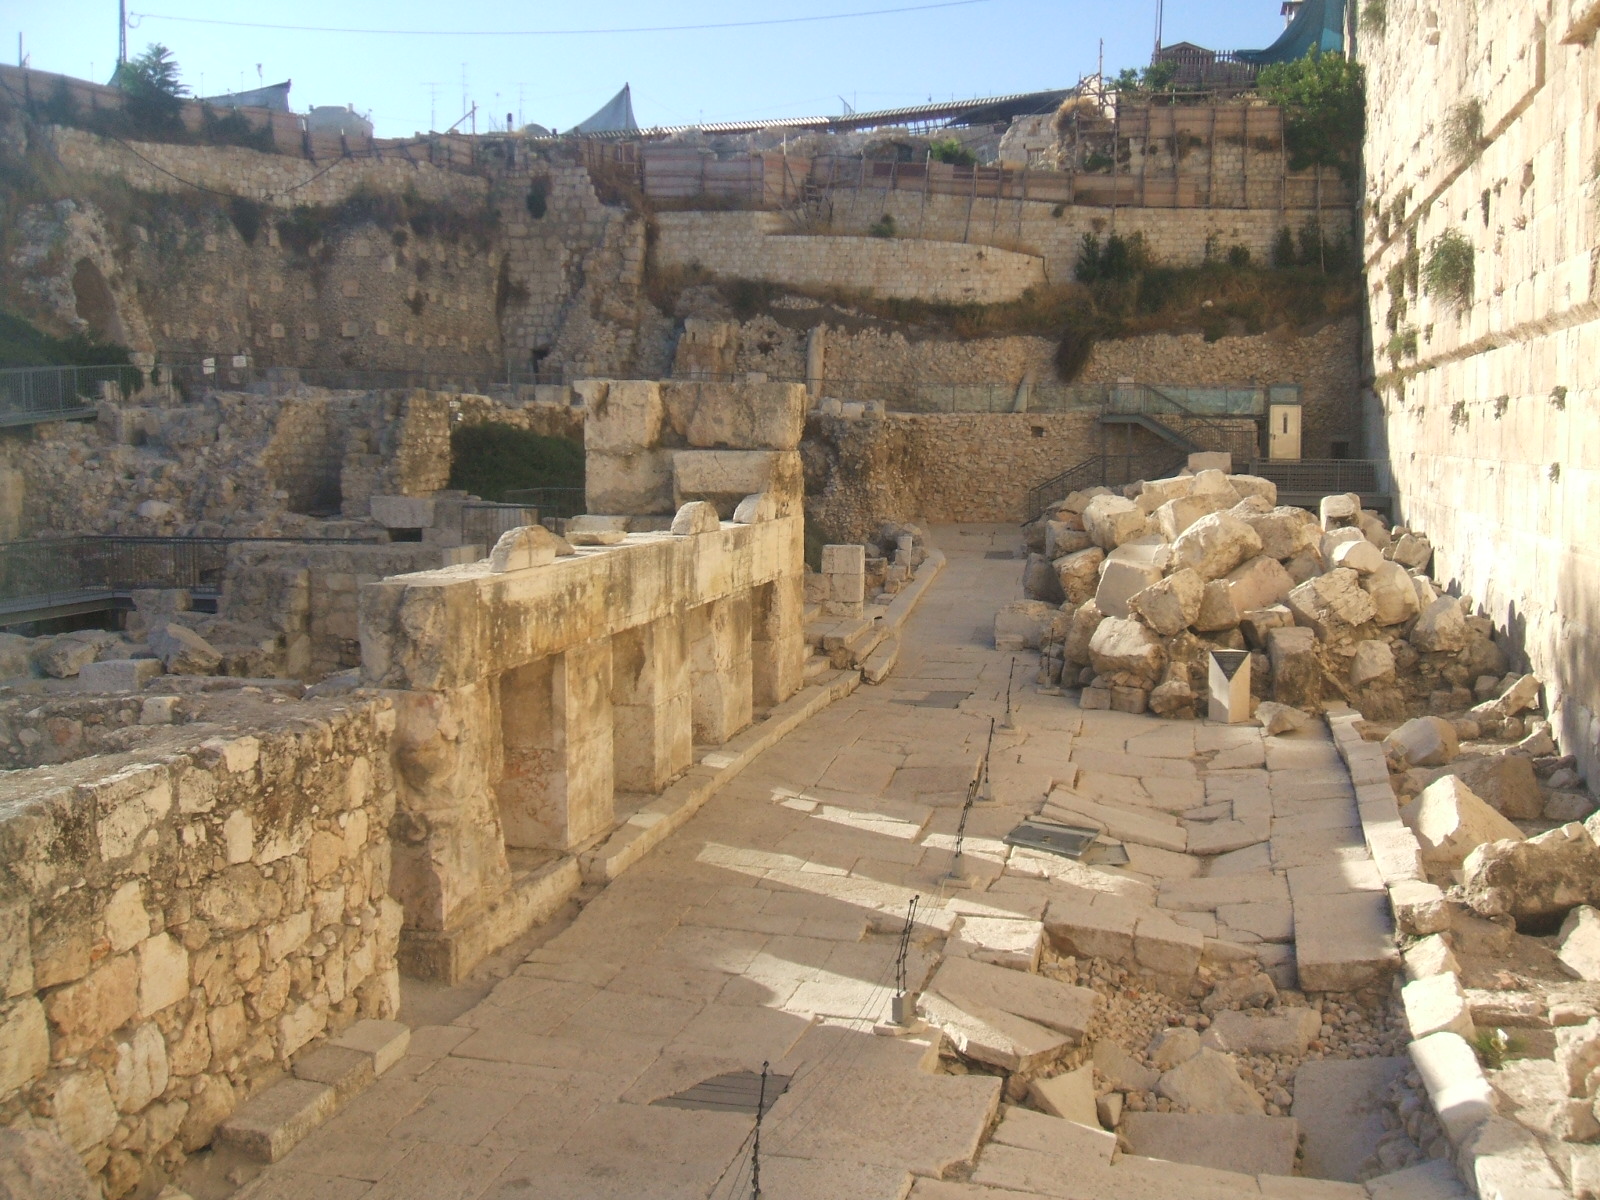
left=0, top=535, right=369, bottom=619
left=166, top=362, right=575, bottom=398
left=1247, top=459, right=1385, bottom=496
left=458, top=503, right=543, bottom=549
left=500, top=488, right=587, bottom=520
left=1105, top=383, right=1262, bottom=460
left=1024, top=450, right=1188, bottom=522
left=0, top=364, right=144, bottom=426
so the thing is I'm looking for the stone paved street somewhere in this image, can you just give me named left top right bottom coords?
left=219, top=525, right=1402, bottom=1200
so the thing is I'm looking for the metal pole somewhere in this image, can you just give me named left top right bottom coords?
left=751, top=1062, right=769, bottom=1200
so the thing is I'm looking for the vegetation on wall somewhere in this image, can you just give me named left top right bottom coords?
left=1358, top=0, right=1387, bottom=34
left=927, top=138, right=977, bottom=167
left=1444, top=99, right=1485, bottom=165
left=0, top=312, right=132, bottom=368
left=447, top=423, right=584, bottom=502
left=1422, top=228, right=1475, bottom=310
left=1257, top=50, right=1365, bottom=181
left=274, top=184, right=499, bottom=264
left=29, top=44, right=277, bottom=152
left=1112, top=61, right=1180, bottom=98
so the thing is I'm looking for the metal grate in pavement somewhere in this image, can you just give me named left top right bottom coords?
left=984, top=551, right=1016, bottom=559
left=652, top=1071, right=791, bottom=1116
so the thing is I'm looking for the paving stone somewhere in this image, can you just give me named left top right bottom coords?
left=1286, top=859, right=1385, bottom=898
left=925, top=956, right=1098, bottom=1038
left=1208, top=842, right=1274, bottom=876
left=1293, top=891, right=1400, bottom=992
left=1185, top=818, right=1269, bottom=855
left=1092, top=1039, right=1160, bottom=1093
left=946, top=916, right=1044, bottom=971
left=1402, top=972, right=1475, bottom=1040
left=1290, top=1056, right=1409, bottom=1183
left=1256, top=1177, right=1368, bottom=1199
left=1217, top=901, right=1294, bottom=943
left=1409, top=1031, right=1496, bottom=1142
left=1158, top=873, right=1289, bottom=913
left=1403, top=934, right=1461, bottom=981
left=292, top=1045, right=375, bottom=1099
left=1042, top=792, right=1188, bottom=853
left=1043, top=893, right=1139, bottom=961
left=1121, top=1112, right=1298, bottom=1176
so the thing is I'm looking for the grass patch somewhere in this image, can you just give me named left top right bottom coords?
left=1423, top=229, right=1475, bottom=310
left=1444, top=99, right=1485, bottom=164
left=447, top=423, right=584, bottom=502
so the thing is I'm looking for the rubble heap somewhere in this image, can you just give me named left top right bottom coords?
left=999, top=466, right=1524, bottom=735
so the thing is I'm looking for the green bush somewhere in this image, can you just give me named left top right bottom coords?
left=1422, top=228, right=1474, bottom=310
left=1272, top=227, right=1297, bottom=268
left=1258, top=50, right=1365, bottom=181
left=868, top=214, right=897, bottom=238
left=927, top=138, right=976, bottom=167
left=1359, top=0, right=1387, bottom=34
left=447, top=424, right=584, bottom=502
left=1226, top=244, right=1252, bottom=269
left=1444, top=99, right=1484, bottom=164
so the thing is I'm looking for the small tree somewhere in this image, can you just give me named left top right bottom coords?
left=114, top=43, right=188, bottom=131
left=1257, top=49, right=1365, bottom=181
left=928, top=138, right=976, bottom=166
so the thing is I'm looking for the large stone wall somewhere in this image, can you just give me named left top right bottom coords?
left=0, top=698, right=402, bottom=1193
left=813, top=186, right=1356, bottom=283
left=1359, top=0, right=1600, bottom=779
left=652, top=211, right=1048, bottom=303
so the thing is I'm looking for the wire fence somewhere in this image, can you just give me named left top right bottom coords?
left=0, top=364, right=145, bottom=426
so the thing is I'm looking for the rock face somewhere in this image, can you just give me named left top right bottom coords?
left=1462, top=823, right=1600, bottom=923
left=1402, top=776, right=1524, bottom=869
left=149, top=624, right=223, bottom=676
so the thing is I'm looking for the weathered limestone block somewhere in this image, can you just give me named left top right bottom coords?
left=1155, top=493, right=1230, bottom=542
left=1390, top=879, right=1451, bottom=935
left=1227, top=474, right=1278, bottom=504
left=1083, top=495, right=1150, bottom=550
left=1170, top=512, right=1263, bottom=580
left=1402, top=973, right=1475, bottom=1041
left=1319, top=492, right=1360, bottom=529
left=1350, top=640, right=1396, bottom=686
left=995, top=601, right=1058, bottom=652
left=1402, top=776, right=1523, bottom=869
left=1194, top=580, right=1240, bottom=631
left=1022, top=553, right=1064, bottom=603
left=1463, top=824, right=1600, bottom=923
left=1088, top=618, right=1167, bottom=687
left=580, top=379, right=662, bottom=453
left=0, top=997, right=49, bottom=1097
left=488, top=525, right=574, bottom=572
left=1029, top=1064, right=1098, bottom=1126
left=1137, top=475, right=1196, bottom=514
left=1240, top=506, right=1319, bottom=562
left=0, top=1128, right=97, bottom=1199
left=1063, top=601, right=1105, bottom=667
left=669, top=501, right=722, bottom=536
left=1094, top=544, right=1165, bottom=619
left=1362, top=561, right=1421, bottom=625
left=1472, top=673, right=1542, bottom=720
left=1444, top=755, right=1543, bottom=820
left=1559, top=907, right=1600, bottom=982
left=1201, top=1007, right=1321, bottom=1057
left=672, top=450, right=801, bottom=518
left=369, top=495, right=437, bottom=529
left=1412, top=597, right=1469, bottom=653
left=661, top=380, right=807, bottom=450
left=1390, top=532, right=1433, bottom=570
left=1127, top=568, right=1204, bottom=636
left=1286, top=569, right=1375, bottom=639
left=585, top=448, right=673, bottom=514
left=1385, top=716, right=1459, bottom=767
left=1330, top=538, right=1384, bottom=574
left=78, top=658, right=163, bottom=692
left=1222, top=554, right=1294, bottom=613
left=1045, top=521, right=1092, bottom=559
left=1267, top=626, right=1321, bottom=709
left=731, top=492, right=776, bottom=524
left=1157, top=1049, right=1265, bottom=1115
left=1054, top=547, right=1104, bottom=605
left=36, top=636, right=102, bottom=679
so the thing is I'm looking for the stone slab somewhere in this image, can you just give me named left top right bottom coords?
left=1293, top=891, right=1400, bottom=992
left=1290, top=1056, right=1408, bottom=1183
left=216, top=1078, right=338, bottom=1162
left=1121, top=1112, right=1298, bottom=1177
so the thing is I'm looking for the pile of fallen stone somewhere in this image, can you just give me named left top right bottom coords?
left=0, top=588, right=287, bottom=700
left=997, top=467, right=1524, bottom=735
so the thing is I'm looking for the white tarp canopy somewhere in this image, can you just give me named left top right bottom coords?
left=572, top=84, right=637, bottom=134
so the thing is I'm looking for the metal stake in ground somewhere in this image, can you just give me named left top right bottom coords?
left=892, top=894, right=921, bottom=1025
left=1003, top=656, right=1017, bottom=729
left=978, top=714, right=996, bottom=803
left=751, top=1061, right=769, bottom=1200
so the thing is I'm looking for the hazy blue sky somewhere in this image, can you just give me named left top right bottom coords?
left=6, top=1, right=1292, bottom=137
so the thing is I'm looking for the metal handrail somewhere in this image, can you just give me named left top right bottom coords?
left=1023, top=449, right=1188, bottom=523
left=501, top=488, right=586, bottom=519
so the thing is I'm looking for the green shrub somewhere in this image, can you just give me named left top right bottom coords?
left=0, top=312, right=131, bottom=369
left=1423, top=228, right=1475, bottom=309
left=928, top=138, right=976, bottom=166
left=526, top=178, right=549, bottom=219
left=227, top=195, right=264, bottom=245
left=1359, top=0, right=1387, bottom=34
left=1258, top=50, right=1365, bottom=181
left=868, top=214, right=897, bottom=238
left=1082, top=150, right=1115, bottom=173
left=1272, top=227, right=1297, bottom=268
left=447, top=423, right=584, bottom=502
left=1444, top=99, right=1485, bottom=164
left=1226, top=244, right=1252, bottom=269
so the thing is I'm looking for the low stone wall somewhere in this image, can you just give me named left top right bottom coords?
left=0, top=699, right=401, bottom=1194
left=815, top=186, right=1356, bottom=283
left=653, top=211, right=1047, bottom=304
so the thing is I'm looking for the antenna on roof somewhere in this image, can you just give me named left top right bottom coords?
left=1154, top=0, right=1165, bottom=56
left=838, top=96, right=855, bottom=116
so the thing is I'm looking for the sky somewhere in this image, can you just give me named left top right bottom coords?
left=4, top=1, right=1292, bottom=138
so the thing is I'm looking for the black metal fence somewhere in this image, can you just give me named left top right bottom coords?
left=166, top=362, right=573, bottom=398
left=458, top=503, right=543, bottom=549
left=1247, top=459, right=1385, bottom=496
left=0, top=364, right=144, bottom=426
left=500, top=488, right=586, bottom=520
left=1024, top=450, right=1189, bottom=521
left=0, top=536, right=368, bottom=618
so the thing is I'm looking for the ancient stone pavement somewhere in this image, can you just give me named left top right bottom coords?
left=219, top=525, right=1407, bottom=1200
